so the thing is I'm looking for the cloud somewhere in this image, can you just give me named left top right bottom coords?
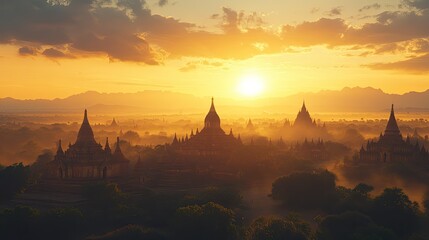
left=0, top=0, right=282, bottom=61
left=402, top=0, right=429, bottom=10
left=18, top=46, right=37, bottom=56
left=158, top=0, right=168, bottom=7
left=374, top=43, right=404, bottom=54
left=327, top=7, right=343, bottom=16
left=42, top=48, right=74, bottom=58
left=282, top=10, right=429, bottom=47
left=368, top=53, right=429, bottom=73
left=351, top=10, right=429, bottom=43
left=0, top=0, right=162, bottom=64
left=2, top=0, right=429, bottom=72
left=149, top=8, right=283, bottom=59
left=179, top=60, right=225, bottom=72
left=282, top=18, right=348, bottom=46
left=310, top=8, right=320, bottom=14
left=359, top=3, right=381, bottom=12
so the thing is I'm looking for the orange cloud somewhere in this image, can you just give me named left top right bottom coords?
left=2, top=0, right=429, bottom=73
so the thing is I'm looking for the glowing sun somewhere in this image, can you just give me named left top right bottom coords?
left=237, top=74, right=265, bottom=97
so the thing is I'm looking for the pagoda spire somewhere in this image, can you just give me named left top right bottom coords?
left=114, top=137, right=122, bottom=154
left=105, top=137, right=111, bottom=154
left=112, top=137, right=127, bottom=161
left=384, top=104, right=401, bottom=136
left=57, top=139, right=64, bottom=155
left=75, top=109, right=97, bottom=146
left=210, top=97, right=215, bottom=111
left=204, top=97, right=221, bottom=129
left=172, top=133, right=178, bottom=145
left=84, top=109, right=88, bottom=123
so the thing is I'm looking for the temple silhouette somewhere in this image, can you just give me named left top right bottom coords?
left=357, top=105, right=428, bottom=162
left=293, top=101, right=318, bottom=128
left=171, top=98, right=242, bottom=155
left=282, top=101, right=328, bottom=141
left=46, top=110, right=130, bottom=179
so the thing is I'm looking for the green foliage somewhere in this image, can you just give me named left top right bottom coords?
left=370, top=188, right=421, bottom=237
left=86, top=225, right=167, bottom=240
left=271, top=170, right=338, bottom=210
left=0, top=162, right=30, bottom=201
left=317, top=211, right=397, bottom=240
left=247, top=215, right=311, bottom=240
left=174, top=202, right=240, bottom=240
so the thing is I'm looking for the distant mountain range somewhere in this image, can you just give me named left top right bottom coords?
left=1, top=87, right=429, bottom=114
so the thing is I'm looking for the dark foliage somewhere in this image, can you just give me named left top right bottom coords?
left=82, top=182, right=127, bottom=213
left=334, top=183, right=374, bottom=213
left=185, top=186, right=243, bottom=209
left=0, top=163, right=30, bottom=201
left=174, top=202, right=240, bottom=240
left=247, top=215, right=311, bottom=240
left=30, top=150, right=54, bottom=179
left=317, top=211, right=397, bottom=240
left=86, top=225, right=167, bottom=240
left=370, top=188, right=421, bottom=237
left=0, top=206, right=40, bottom=240
left=271, top=170, right=338, bottom=210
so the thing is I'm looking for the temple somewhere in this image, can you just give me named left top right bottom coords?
left=46, top=110, right=130, bottom=179
left=110, top=118, right=119, bottom=128
left=283, top=101, right=327, bottom=141
left=358, top=105, right=428, bottom=162
left=293, top=101, right=317, bottom=128
left=290, top=138, right=327, bottom=162
left=171, top=98, right=241, bottom=155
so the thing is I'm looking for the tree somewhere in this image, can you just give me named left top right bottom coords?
left=271, top=170, right=338, bottom=210
left=247, top=215, right=311, bottom=240
left=174, top=202, right=240, bottom=240
left=0, top=163, right=30, bottom=201
left=317, top=211, right=397, bottom=240
left=370, top=188, right=421, bottom=237
left=31, top=150, right=54, bottom=178
left=0, top=206, right=40, bottom=239
left=335, top=183, right=374, bottom=214
left=189, top=186, right=243, bottom=208
left=86, top=225, right=167, bottom=240
left=40, top=208, right=84, bottom=240
left=82, top=182, right=126, bottom=215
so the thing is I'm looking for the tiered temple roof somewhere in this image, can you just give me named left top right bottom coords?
left=358, top=105, right=428, bottom=163
left=293, top=101, right=317, bottom=128
left=48, top=110, right=129, bottom=179
left=172, top=98, right=241, bottom=155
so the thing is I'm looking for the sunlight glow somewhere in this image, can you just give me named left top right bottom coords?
left=237, top=74, right=265, bottom=97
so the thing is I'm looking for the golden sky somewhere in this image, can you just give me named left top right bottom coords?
left=1, top=0, right=429, bottom=99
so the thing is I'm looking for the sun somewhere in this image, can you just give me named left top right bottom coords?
left=237, top=74, right=265, bottom=97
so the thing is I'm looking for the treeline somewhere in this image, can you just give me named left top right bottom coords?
left=1, top=162, right=429, bottom=239
left=0, top=163, right=30, bottom=202
left=271, top=170, right=429, bottom=240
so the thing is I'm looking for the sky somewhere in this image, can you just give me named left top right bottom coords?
left=0, top=0, right=429, bottom=99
